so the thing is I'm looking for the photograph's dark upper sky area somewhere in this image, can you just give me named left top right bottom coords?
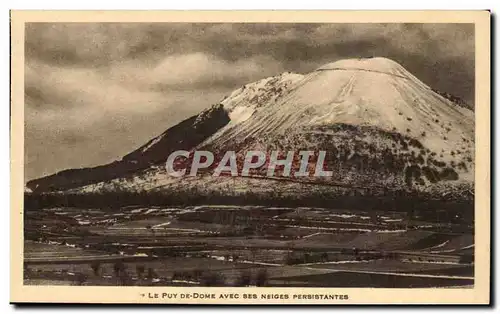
left=24, top=23, right=474, bottom=181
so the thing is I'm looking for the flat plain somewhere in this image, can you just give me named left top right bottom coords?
left=24, top=205, right=474, bottom=287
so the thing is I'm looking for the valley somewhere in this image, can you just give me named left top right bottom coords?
left=23, top=204, right=474, bottom=287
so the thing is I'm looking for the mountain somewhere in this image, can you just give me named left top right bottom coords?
left=27, top=57, right=474, bottom=200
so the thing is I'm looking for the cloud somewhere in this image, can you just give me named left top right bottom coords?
left=25, top=23, right=475, bottom=103
left=24, top=52, right=262, bottom=180
left=25, top=47, right=285, bottom=105
left=25, top=23, right=150, bottom=66
left=145, top=53, right=285, bottom=90
left=25, top=23, right=474, bottom=69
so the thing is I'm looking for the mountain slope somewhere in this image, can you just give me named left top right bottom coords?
left=202, top=58, right=473, bottom=161
left=27, top=57, right=474, bottom=198
left=26, top=72, right=303, bottom=192
left=26, top=104, right=230, bottom=192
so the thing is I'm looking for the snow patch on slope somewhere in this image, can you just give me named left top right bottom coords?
left=141, top=133, right=166, bottom=153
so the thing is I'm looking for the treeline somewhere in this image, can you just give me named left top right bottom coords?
left=25, top=189, right=473, bottom=224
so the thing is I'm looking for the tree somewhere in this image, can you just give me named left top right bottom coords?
left=147, top=267, right=156, bottom=280
left=136, top=264, right=145, bottom=279
left=75, top=273, right=87, bottom=286
left=113, top=261, right=126, bottom=277
left=201, top=272, right=226, bottom=286
left=235, top=270, right=252, bottom=287
left=255, top=268, right=269, bottom=287
left=459, top=254, right=474, bottom=264
left=250, top=248, right=258, bottom=264
left=119, top=272, right=132, bottom=286
left=192, top=269, right=204, bottom=280
left=90, top=261, right=101, bottom=276
left=303, top=253, right=311, bottom=263
left=145, top=225, right=155, bottom=236
left=23, top=262, right=31, bottom=278
left=171, top=271, right=180, bottom=281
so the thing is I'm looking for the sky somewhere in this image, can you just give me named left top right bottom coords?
left=24, top=23, right=474, bottom=181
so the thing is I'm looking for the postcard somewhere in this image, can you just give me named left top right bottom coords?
left=10, top=10, right=491, bottom=304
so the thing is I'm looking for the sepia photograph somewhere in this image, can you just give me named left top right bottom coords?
left=10, top=10, right=491, bottom=304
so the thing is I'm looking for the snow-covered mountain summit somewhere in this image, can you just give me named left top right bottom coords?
left=27, top=57, right=474, bottom=198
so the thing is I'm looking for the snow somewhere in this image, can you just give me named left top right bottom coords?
left=152, top=221, right=171, bottom=229
left=302, top=232, right=322, bottom=239
left=66, top=57, right=474, bottom=194
left=198, top=57, right=474, bottom=184
left=210, top=255, right=226, bottom=261
left=383, top=219, right=403, bottom=222
left=375, top=229, right=407, bottom=233
left=172, top=279, right=200, bottom=284
left=460, top=244, right=475, bottom=250
left=406, top=260, right=461, bottom=266
left=239, top=260, right=282, bottom=266
left=329, top=214, right=371, bottom=220
left=305, top=266, right=473, bottom=280
left=426, top=240, right=450, bottom=250
left=282, top=224, right=372, bottom=232
left=201, top=72, right=305, bottom=147
left=141, top=133, right=166, bottom=153
left=228, top=105, right=256, bottom=124
left=302, top=260, right=370, bottom=266
left=317, top=57, right=412, bottom=79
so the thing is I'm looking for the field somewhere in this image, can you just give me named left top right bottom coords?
left=23, top=205, right=474, bottom=287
